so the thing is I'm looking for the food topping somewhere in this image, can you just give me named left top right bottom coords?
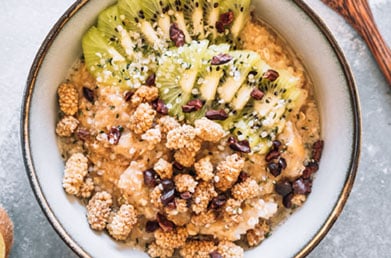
left=211, top=53, right=233, bottom=65
left=170, top=23, right=185, bottom=47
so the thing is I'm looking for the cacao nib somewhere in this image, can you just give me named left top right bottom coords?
left=76, top=128, right=90, bottom=141
left=160, top=189, right=175, bottom=206
left=82, top=87, right=95, bottom=103
left=143, top=169, right=159, bottom=187
left=210, top=194, right=227, bottom=209
left=145, top=220, right=160, bottom=233
left=279, top=157, right=287, bottom=169
left=210, top=251, right=223, bottom=258
left=292, top=178, right=312, bottom=195
left=170, top=23, right=185, bottom=47
left=262, top=69, right=279, bottom=81
left=107, top=126, right=122, bottom=145
left=166, top=200, right=177, bottom=210
left=312, top=140, right=324, bottom=162
left=211, top=53, right=233, bottom=65
left=268, top=161, right=282, bottom=177
left=283, top=193, right=293, bottom=208
left=275, top=181, right=293, bottom=197
left=145, top=73, right=156, bottom=86
left=161, top=179, right=175, bottom=192
left=238, top=171, right=249, bottom=183
left=157, top=213, right=175, bottom=232
left=153, top=99, right=169, bottom=115
left=251, top=88, right=265, bottom=100
left=180, top=191, right=192, bottom=200
left=215, top=21, right=225, bottom=33
left=124, top=91, right=134, bottom=102
left=272, top=140, right=282, bottom=151
left=227, top=136, right=237, bottom=145
left=205, top=109, right=228, bottom=120
left=215, top=11, right=234, bottom=33
left=229, top=138, right=251, bottom=153
left=219, top=11, right=234, bottom=26
left=265, top=150, right=280, bottom=162
left=182, top=99, right=203, bottom=113
left=173, top=161, right=184, bottom=171
left=302, top=161, right=319, bottom=179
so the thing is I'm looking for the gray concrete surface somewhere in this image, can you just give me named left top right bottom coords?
left=0, top=0, right=390, bottom=257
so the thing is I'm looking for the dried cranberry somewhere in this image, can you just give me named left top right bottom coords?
left=268, top=162, right=282, bottom=177
left=157, top=213, right=175, bottom=232
left=153, top=99, right=169, bottom=115
left=292, top=178, right=312, bottom=195
left=143, top=169, right=159, bottom=187
left=279, top=157, right=287, bottom=169
left=251, top=88, right=265, bottom=100
left=170, top=23, right=185, bottom=47
left=275, top=181, right=292, bottom=197
left=229, top=139, right=251, bottom=153
left=211, top=53, right=233, bottom=65
left=82, top=87, right=95, bottom=103
left=182, top=99, right=203, bottom=113
left=145, top=221, right=160, bottom=233
left=76, top=128, right=90, bottom=141
left=302, top=162, right=319, bottom=179
left=210, top=195, right=227, bottom=209
left=160, top=189, right=175, bottom=206
left=312, top=140, right=324, bottom=162
left=161, top=179, right=175, bottom=192
left=145, top=73, right=156, bottom=86
left=283, top=193, right=293, bottom=208
left=180, top=191, right=192, bottom=200
left=124, top=91, right=134, bottom=102
left=210, top=251, right=223, bottom=258
left=107, top=126, right=122, bottom=145
left=262, top=69, right=279, bottom=81
left=265, top=150, right=280, bottom=162
left=205, top=109, right=228, bottom=120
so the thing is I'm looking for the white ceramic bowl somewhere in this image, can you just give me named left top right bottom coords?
left=22, top=0, right=361, bottom=257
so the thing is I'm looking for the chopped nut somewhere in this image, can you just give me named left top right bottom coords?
left=215, top=154, right=245, bottom=191
left=107, top=204, right=137, bottom=240
left=194, top=156, right=214, bottom=181
left=174, top=174, right=198, bottom=193
left=56, top=116, right=79, bottom=137
left=58, top=83, right=78, bottom=115
left=62, top=153, right=88, bottom=195
left=129, top=103, right=156, bottom=134
left=86, top=191, right=112, bottom=231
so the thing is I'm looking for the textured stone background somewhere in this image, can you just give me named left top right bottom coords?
left=0, top=0, right=390, bottom=257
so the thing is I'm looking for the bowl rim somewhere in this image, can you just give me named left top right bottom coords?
left=21, top=0, right=361, bottom=257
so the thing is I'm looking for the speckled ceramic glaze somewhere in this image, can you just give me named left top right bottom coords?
left=22, top=0, right=361, bottom=257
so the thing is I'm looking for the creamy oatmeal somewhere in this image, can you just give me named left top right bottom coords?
left=55, top=1, right=323, bottom=257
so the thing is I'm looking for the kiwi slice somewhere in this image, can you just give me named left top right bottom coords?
left=219, top=0, right=251, bottom=41
left=156, top=40, right=209, bottom=120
